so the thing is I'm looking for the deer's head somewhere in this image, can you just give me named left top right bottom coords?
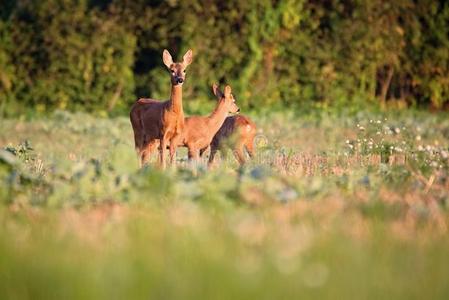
left=212, top=84, right=240, bottom=114
left=163, top=49, right=193, bottom=85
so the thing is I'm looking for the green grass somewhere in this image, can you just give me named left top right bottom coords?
left=0, top=110, right=448, bottom=299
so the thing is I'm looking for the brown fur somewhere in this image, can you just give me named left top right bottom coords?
left=171, top=84, right=240, bottom=162
left=129, top=49, right=193, bottom=168
left=200, top=115, right=257, bottom=165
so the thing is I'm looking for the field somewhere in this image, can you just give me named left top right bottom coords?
left=1, top=110, right=449, bottom=299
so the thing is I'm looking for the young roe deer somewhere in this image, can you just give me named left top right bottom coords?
left=129, top=49, right=193, bottom=168
left=200, top=115, right=257, bottom=166
left=171, top=84, right=240, bottom=163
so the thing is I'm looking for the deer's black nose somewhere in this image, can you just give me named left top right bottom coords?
left=237, top=108, right=240, bottom=113
left=177, top=78, right=184, bottom=84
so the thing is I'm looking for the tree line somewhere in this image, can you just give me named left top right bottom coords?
left=0, top=0, right=448, bottom=115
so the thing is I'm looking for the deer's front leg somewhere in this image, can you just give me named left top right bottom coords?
left=160, top=133, right=170, bottom=170
left=187, top=147, right=200, bottom=176
left=199, top=146, right=209, bottom=158
left=187, top=147, right=200, bottom=160
left=169, top=142, right=177, bottom=167
left=208, top=146, right=218, bottom=166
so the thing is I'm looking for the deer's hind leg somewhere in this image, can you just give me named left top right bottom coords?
left=130, top=115, right=144, bottom=153
left=141, top=139, right=158, bottom=167
left=233, top=143, right=246, bottom=166
left=245, top=138, right=256, bottom=159
left=208, top=144, right=218, bottom=166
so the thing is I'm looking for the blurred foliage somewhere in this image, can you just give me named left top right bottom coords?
left=0, top=111, right=448, bottom=299
left=0, top=0, right=449, bottom=115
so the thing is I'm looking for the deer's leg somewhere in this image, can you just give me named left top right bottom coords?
left=199, top=146, right=209, bottom=158
left=170, top=132, right=186, bottom=167
left=245, top=139, right=255, bottom=159
left=139, top=148, right=146, bottom=168
left=187, top=148, right=199, bottom=160
left=133, top=131, right=144, bottom=167
left=233, top=143, right=246, bottom=166
left=134, top=131, right=143, bottom=153
left=141, top=140, right=158, bottom=167
left=188, top=147, right=200, bottom=175
left=169, top=140, right=178, bottom=167
left=188, top=147, right=201, bottom=164
left=130, top=115, right=143, bottom=154
left=208, top=138, right=222, bottom=166
left=208, top=144, right=218, bottom=166
left=138, top=135, right=147, bottom=167
left=169, top=146, right=177, bottom=167
left=160, top=135, right=169, bottom=170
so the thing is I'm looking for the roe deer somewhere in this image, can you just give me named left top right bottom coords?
left=129, top=49, right=193, bottom=168
left=200, top=115, right=257, bottom=166
left=170, top=84, right=240, bottom=163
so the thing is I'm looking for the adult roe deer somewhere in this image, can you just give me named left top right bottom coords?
left=200, top=115, right=257, bottom=166
left=129, top=49, right=193, bottom=168
left=170, top=84, right=240, bottom=164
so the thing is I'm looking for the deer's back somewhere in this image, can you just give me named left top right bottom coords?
left=134, top=98, right=170, bottom=140
left=130, top=98, right=166, bottom=120
left=215, top=115, right=256, bottom=141
left=179, top=116, right=213, bottom=149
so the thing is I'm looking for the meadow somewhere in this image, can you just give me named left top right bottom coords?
left=0, top=109, right=449, bottom=299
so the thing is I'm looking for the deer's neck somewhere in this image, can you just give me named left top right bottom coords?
left=207, top=101, right=228, bottom=137
left=169, top=85, right=183, bottom=116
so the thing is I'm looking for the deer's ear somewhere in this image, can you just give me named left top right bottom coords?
left=183, top=49, right=193, bottom=67
left=212, top=83, right=223, bottom=99
left=224, top=85, right=232, bottom=97
left=162, top=49, right=173, bottom=69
